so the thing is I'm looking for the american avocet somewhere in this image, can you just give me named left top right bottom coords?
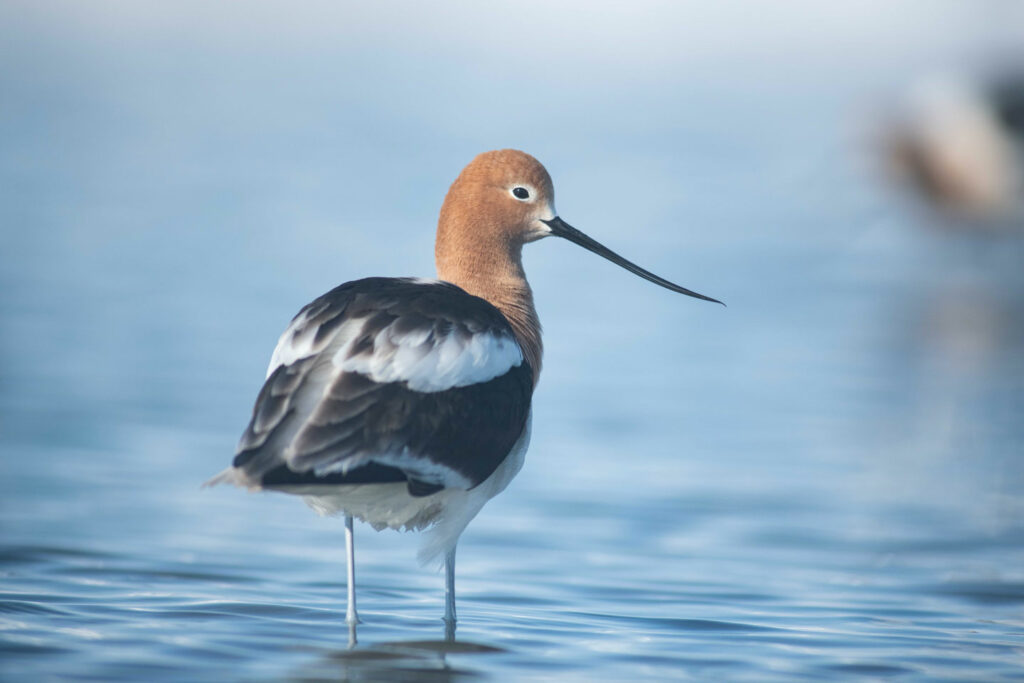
left=882, top=75, right=1024, bottom=221
left=207, top=149, right=721, bottom=637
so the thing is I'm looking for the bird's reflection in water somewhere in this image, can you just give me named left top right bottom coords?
left=344, top=605, right=456, bottom=649
left=861, top=230, right=1024, bottom=531
left=294, top=629, right=505, bottom=682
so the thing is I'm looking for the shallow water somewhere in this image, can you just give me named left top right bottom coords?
left=3, top=2, right=1024, bottom=680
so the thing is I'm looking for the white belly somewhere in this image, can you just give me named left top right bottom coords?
left=275, top=411, right=532, bottom=565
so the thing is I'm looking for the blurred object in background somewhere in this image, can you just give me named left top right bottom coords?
left=880, top=72, right=1024, bottom=227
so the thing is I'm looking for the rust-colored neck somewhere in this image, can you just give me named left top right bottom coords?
left=434, top=149, right=556, bottom=385
left=436, top=224, right=543, bottom=385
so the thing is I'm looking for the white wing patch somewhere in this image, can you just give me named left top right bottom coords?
left=266, top=319, right=330, bottom=378
left=265, top=293, right=524, bottom=392
left=334, top=318, right=523, bottom=393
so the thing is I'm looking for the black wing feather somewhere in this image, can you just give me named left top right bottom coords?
left=232, top=277, right=533, bottom=493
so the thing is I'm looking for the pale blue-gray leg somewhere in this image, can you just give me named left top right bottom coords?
left=443, top=546, right=456, bottom=640
left=345, top=515, right=361, bottom=628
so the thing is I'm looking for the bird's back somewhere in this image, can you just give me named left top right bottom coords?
left=212, top=277, right=534, bottom=519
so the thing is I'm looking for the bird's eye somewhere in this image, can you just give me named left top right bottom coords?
left=512, top=187, right=530, bottom=200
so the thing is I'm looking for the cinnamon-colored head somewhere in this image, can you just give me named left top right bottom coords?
left=435, top=149, right=554, bottom=381
left=434, top=149, right=722, bottom=383
left=436, top=150, right=557, bottom=282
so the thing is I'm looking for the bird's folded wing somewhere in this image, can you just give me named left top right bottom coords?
left=229, top=277, right=533, bottom=491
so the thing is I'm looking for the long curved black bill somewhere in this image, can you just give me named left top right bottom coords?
left=542, top=216, right=724, bottom=305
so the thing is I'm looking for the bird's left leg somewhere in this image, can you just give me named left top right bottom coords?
left=344, top=515, right=361, bottom=628
left=443, top=545, right=457, bottom=640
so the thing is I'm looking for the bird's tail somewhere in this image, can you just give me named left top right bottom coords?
left=202, top=467, right=257, bottom=490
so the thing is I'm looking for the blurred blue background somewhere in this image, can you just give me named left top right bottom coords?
left=2, top=2, right=1023, bottom=680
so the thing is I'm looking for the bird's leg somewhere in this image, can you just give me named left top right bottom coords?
left=443, top=545, right=457, bottom=640
left=344, top=515, right=361, bottom=629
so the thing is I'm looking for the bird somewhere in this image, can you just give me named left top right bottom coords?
left=206, top=149, right=721, bottom=638
left=881, top=74, right=1024, bottom=224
